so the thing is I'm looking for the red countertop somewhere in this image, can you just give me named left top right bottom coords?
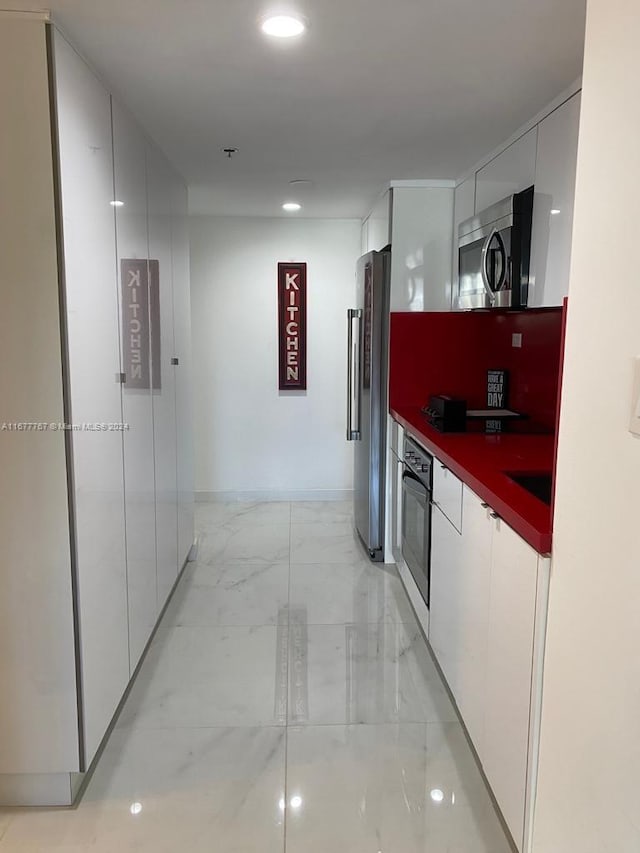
left=392, top=406, right=554, bottom=555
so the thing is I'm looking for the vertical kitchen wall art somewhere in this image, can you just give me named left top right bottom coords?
left=278, top=262, right=307, bottom=390
left=121, top=258, right=161, bottom=389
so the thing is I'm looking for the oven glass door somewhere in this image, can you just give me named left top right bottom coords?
left=401, top=470, right=431, bottom=606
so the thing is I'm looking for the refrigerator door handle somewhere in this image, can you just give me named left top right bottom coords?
left=346, top=308, right=363, bottom=440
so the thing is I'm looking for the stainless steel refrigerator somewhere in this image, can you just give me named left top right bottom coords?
left=347, top=249, right=391, bottom=561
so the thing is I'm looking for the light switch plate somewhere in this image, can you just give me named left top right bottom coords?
left=629, top=357, right=640, bottom=436
left=512, top=333, right=523, bottom=348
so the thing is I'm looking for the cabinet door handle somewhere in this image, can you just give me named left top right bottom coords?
left=481, top=502, right=490, bottom=509
left=490, top=511, right=501, bottom=520
left=440, top=464, right=447, bottom=470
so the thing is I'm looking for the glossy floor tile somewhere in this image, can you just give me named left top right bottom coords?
left=117, top=624, right=288, bottom=729
left=285, top=723, right=513, bottom=853
left=290, top=521, right=364, bottom=564
left=0, top=501, right=513, bottom=853
left=287, top=620, right=458, bottom=725
left=169, top=561, right=290, bottom=626
left=289, top=560, right=415, bottom=624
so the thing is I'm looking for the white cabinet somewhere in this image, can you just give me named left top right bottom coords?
left=146, top=144, right=179, bottom=608
left=112, top=101, right=159, bottom=673
left=475, top=128, right=538, bottom=212
left=433, top=462, right=463, bottom=532
left=529, top=93, right=581, bottom=307
left=430, top=489, right=491, bottom=752
left=455, top=489, right=493, bottom=751
left=363, top=189, right=391, bottom=252
left=483, top=519, right=540, bottom=847
left=0, top=17, right=80, bottom=784
left=390, top=186, right=454, bottom=312
left=172, top=179, right=195, bottom=567
left=0, top=18, right=194, bottom=805
left=429, top=504, right=464, bottom=691
left=452, top=176, right=475, bottom=307
left=53, top=30, right=130, bottom=765
left=428, top=470, right=550, bottom=852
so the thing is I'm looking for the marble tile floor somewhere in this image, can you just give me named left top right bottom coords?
left=0, top=501, right=514, bottom=852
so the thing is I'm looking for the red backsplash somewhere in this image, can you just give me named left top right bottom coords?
left=389, top=307, right=565, bottom=430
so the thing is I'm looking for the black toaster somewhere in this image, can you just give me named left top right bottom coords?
left=422, top=395, right=467, bottom=432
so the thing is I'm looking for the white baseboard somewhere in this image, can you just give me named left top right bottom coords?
left=0, top=772, right=76, bottom=807
left=195, top=489, right=354, bottom=503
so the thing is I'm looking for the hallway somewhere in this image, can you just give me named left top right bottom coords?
left=0, top=502, right=513, bottom=852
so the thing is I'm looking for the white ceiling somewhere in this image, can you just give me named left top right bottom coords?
left=10, top=0, right=586, bottom=217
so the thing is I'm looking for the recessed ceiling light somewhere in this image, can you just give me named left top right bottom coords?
left=430, top=788, right=444, bottom=803
left=261, top=14, right=306, bottom=38
left=550, top=208, right=561, bottom=215
left=283, top=201, right=302, bottom=212
left=110, top=200, right=124, bottom=207
left=289, top=179, right=314, bottom=188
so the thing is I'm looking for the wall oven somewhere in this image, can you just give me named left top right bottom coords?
left=401, top=436, right=433, bottom=607
left=456, top=185, right=534, bottom=310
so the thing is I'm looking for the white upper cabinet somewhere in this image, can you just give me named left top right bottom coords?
left=364, top=190, right=391, bottom=252
left=529, top=93, right=581, bottom=307
left=475, top=127, right=538, bottom=212
left=53, top=31, right=129, bottom=767
left=452, top=176, right=475, bottom=306
left=389, top=186, right=454, bottom=312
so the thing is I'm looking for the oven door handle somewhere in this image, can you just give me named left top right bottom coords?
left=402, top=470, right=430, bottom=504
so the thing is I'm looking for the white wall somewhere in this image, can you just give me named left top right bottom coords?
left=532, top=1, right=640, bottom=851
left=190, top=216, right=361, bottom=499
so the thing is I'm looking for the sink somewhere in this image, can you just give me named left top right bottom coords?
left=505, top=472, right=553, bottom=506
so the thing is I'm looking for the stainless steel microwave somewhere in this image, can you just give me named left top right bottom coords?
left=456, top=186, right=534, bottom=310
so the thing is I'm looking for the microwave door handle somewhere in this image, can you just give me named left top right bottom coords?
left=493, top=230, right=508, bottom=291
left=346, top=308, right=362, bottom=440
left=481, top=230, right=498, bottom=306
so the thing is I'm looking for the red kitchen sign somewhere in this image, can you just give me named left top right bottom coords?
left=278, top=262, right=307, bottom=390
left=121, top=258, right=161, bottom=390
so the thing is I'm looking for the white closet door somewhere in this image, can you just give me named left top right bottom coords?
left=146, top=144, right=178, bottom=607
left=171, top=178, right=195, bottom=567
left=53, top=31, right=129, bottom=764
left=112, top=100, right=157, bottom=672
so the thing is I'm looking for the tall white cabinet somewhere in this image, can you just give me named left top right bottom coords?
left=53, top=32, right=130, bottom=767
left=0, top=17, right=194, bottom=806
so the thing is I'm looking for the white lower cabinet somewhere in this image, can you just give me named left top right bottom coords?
left=483, top=519, right=539, bottom=847
left=429, top=503, right=463, bottom=691
left=455, top=489, right=493, bottom=752
left=429, top=465, right=549, bottom=853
